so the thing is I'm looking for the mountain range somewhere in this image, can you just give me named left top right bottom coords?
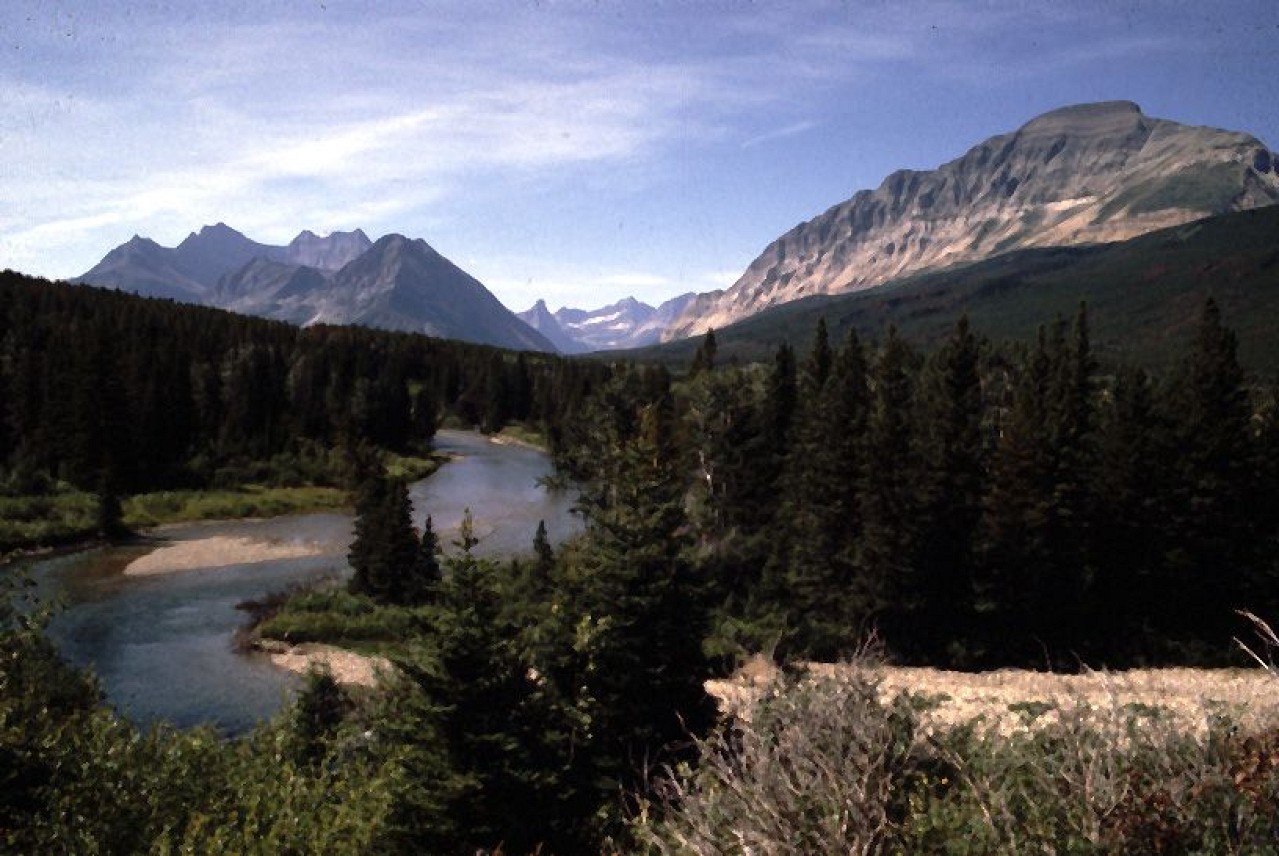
left=75, top=226, right=553, bottom=352
left=516, top=294, right=697, bottom=353
left=72, top=101, right=1278, bottom=354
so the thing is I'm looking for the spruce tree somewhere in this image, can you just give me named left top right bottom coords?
left=782, top=328, right=871, bottom=658
left=978, top=330, right=1056, bottom=664
left=1162, top=297, right=1255, bottom=648
left=572, top=403, right=715, bottom=822
left=858, top=327, right=920, bottom=649
left=347, top=472, right=420, bottom=604
left=689, top=328, right=718, bottom=376
left=909, top=315, right=985, bottom=664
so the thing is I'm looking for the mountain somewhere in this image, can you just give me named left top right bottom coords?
left=310, top=234, right=553, bottom=351
left=665, top=101, right=1279, bottom=340
left=76, top=235, right=211, bottom=301
left=517, top=299, right=586, bottom=353
left=529, top=293, right=698, bottom=352
left=77, top=227, right=554, bottom=352
left=283, top=229, right=372, bottom=270
left=621, top=205, right=1279, bottom=372
left=213, top=258, right=332, bottom=326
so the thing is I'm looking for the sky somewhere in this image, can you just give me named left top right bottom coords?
left=3, top=1, right=1277, bottom=312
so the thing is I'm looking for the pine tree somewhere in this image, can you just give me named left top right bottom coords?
left=689, top=328, right=718, bottom=376
left=781, top=328, right=871, bottom=658
left=1161, top=297, right=1256, bottom=648
left=909, top=315, right=985, bottom=664
left=347, top=472, right=420, bottom=604
left=858, top=327, right=920, bottom=648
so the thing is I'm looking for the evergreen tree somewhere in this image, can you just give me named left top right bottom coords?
left=978, top=329, right=1056, bottom=664
left=908, top=315, right=985, bottom=664
left=454, top=507, right=480, bottom=555
left=572, top=402, right=715, bottom=825
left=781, top=328, right=871, bottom=658
left=859, top=327, right=920, bottom=647
left=406, top=514, right=442, bottom=604
left=347, top=472, right=420, bottom=605
left=689, top=328, right=718, bottom=376
left=288, top=667, right=351, bottom=767
left=1161, top=297, right=1256, bottom=648
left=380, top=556, right=578, bottom=853
left=1092, top=365, right=1166, bottom=661
left=531, top=519, right=555, bottom=588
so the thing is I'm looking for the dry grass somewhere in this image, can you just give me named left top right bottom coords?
left=707, top=656, right=1279, bottom=738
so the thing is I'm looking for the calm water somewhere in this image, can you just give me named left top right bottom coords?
left=28, top=431, right=580, bottom=734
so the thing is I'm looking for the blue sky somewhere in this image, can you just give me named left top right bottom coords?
left=3, top=1, right=1276, bottom=311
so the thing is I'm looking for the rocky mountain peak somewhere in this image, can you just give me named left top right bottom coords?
left=284, top=228, right=372, bottom=271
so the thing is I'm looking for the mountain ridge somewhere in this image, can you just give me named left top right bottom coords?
left=664, top=100, right=1279, bottom=340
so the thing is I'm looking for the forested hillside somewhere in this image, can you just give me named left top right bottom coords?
left=562, top=302, right=1279, bottom=668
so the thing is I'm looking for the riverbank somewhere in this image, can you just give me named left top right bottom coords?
left=1, top=451, right=444, bottom=564
left=254, top=638, right=390, bottom=687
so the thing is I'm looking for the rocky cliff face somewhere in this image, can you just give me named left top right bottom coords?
left=665, top=101, right=1279, bottom=340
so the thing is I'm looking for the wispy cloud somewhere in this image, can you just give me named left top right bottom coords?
left=741, top=120, right=819, bottom=150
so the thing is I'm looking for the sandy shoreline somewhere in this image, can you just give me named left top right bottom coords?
left=124, top=535, right=332, bottom=576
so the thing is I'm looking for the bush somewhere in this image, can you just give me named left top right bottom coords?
left=638, top=663, right=921, bottom=854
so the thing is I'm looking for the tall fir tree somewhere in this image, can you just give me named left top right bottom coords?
left=1161, top=297, right=1256, bottom=649
left=347, top=471, right=422, bottom=605
left=782, top=328, right=871, bottom=658
left=908, top=315, right=986, bottom=664
left=858, top=326, right=920, bottom=648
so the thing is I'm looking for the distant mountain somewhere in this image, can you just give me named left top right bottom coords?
left=523, top=293, right=698, bottom=352
left=622, top=205, right=1279, bottom=373
left=665, top=101, right=1279, bottom=340
left=283, top=229, right=372, bottom=270
left=77, top=235, right=210, bottom=301
left=517, top=299, right=586, bottom=353
left=77, top=226, right=554, bottom=352
left=312, top=234, right=553, bottom=350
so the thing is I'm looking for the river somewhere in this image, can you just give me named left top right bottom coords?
left=26, top=430, right=580, bottom=734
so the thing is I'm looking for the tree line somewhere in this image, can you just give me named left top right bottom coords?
left=0, top=270, right=608, bottom=498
